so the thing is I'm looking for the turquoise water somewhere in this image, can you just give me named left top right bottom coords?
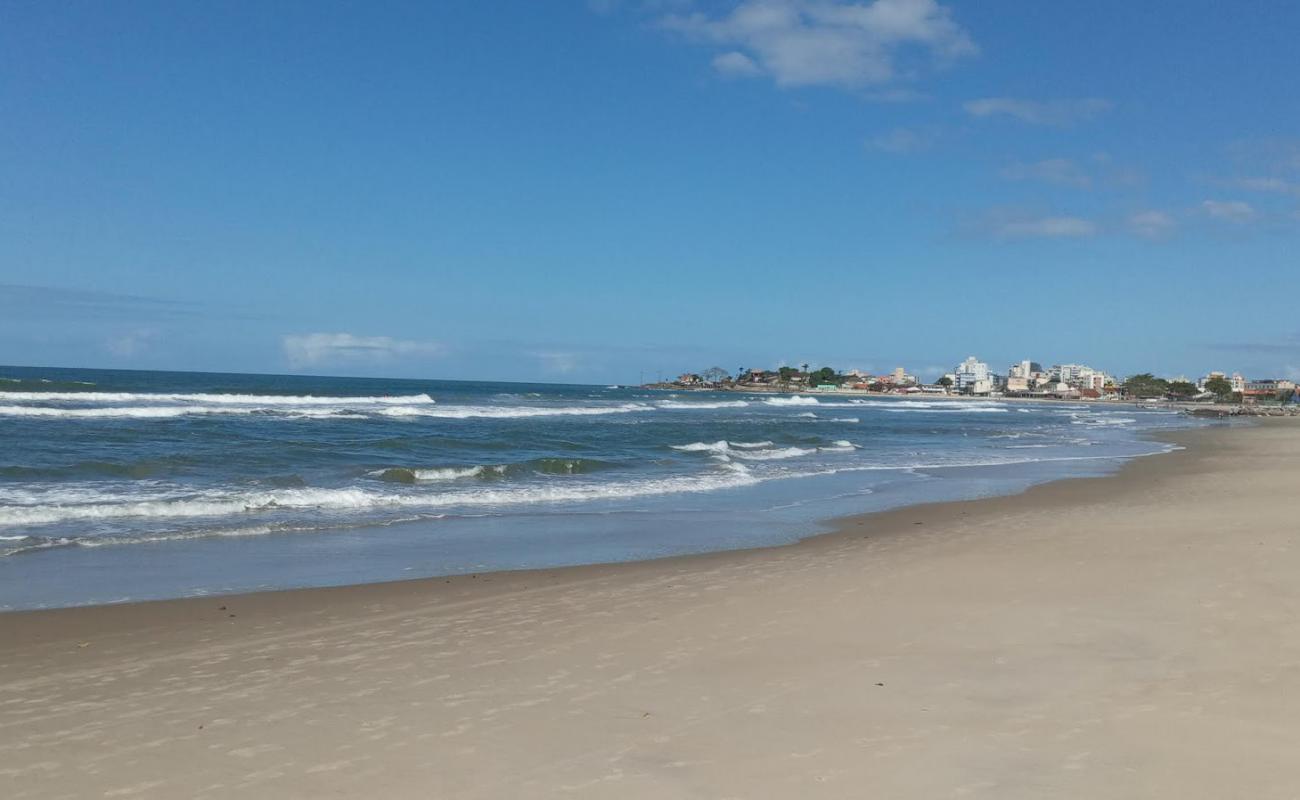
left=0, top=366, right=1200, bottom=609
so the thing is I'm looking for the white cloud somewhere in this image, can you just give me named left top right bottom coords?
left=712, top=50, right=764, bottom=77
left=662, top=0, right=977, bottom=89
left=963, top=97, right=1112, bottom=126
left=1202, top=199, right=1255, bottom=223
left=866, top=126, right=937, bottom=153
left=282, top=332, right=444, bottom=369
left=868, top=126, right=941, bottom=154
left=1127, top=210, right=1177, bottom=240
left=995, top=216, right=1097, bottom=239
left=1000, top=158, right=1091, bottom=188
left=105, top=328, right=159, bottom=358
left=1229, top=176, right=1300, bottom=195
left=536, top=351, right=580, bottom=374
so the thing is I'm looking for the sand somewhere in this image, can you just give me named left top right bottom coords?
left=3, top=421, right=1299, bottom=799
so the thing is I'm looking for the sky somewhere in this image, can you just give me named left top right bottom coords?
left=2, top=0, right=1299, bottom=384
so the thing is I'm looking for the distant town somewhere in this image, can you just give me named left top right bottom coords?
left=653, top=358, right=1299, bottom=408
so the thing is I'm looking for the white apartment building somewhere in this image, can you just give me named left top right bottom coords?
left=955, top=356, right=993, bottom=395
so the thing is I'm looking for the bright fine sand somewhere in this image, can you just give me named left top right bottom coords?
left=3, top=421, right=1299, bottom=799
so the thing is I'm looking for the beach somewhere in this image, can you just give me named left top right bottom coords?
left=4, top=420, right=1299, bottom=798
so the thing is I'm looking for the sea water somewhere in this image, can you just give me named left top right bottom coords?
left=0, top=366, right=1202, bottom=609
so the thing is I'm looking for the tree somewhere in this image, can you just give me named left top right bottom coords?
left=701, top=367, right=730, bottom=385
left=809, top=366, right=839, bottom=385
left=936, top=376, right=953, bottom=388
left=778, top=366, right=798, bottom=381
left=1166, top=380, right=1198, bottom=399
left=1123, top=373, right=1169, bottom=399
left=1204, top=376, right=1233, bottom=400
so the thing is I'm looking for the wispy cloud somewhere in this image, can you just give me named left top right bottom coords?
left=660, top=0, right=977, bottom=89
left=993, top=215, right=1097, bottom=239
left=711, top=50, right=764, bottom=77
left=1127, top=210, right=1177, bottom=240
left=963, top=97, right=1112, bottom=126
left=1224, top=176, right=1300, bottom=196
left=282, top=332, right=445, bottom=369
left=0, top=283, right=197, bottom=321
left=104, top=328, right=160, bottom=358
left=535, top=351, right=580, bottom=374
left=1226, top=137, right=1300, bottom=173
left=1201, top=199, right=1255, bottom=223
left=866, top=125, right=938, bottom=154
left=1207, top=334, right=1300, bottom=355
left=1000, top=158, right=1091, bottom=188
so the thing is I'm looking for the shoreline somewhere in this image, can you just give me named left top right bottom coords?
left=0, top=421, right=1230, bottom=635
left=6, top=420, right=1300, bottom=798
left=2, top=419, right=1196, bottom=620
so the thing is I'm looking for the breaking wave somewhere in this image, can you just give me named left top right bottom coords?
left=0, top=464, right=761, bottom=530
left=654, top=400, right=751, bottom=409
left=0, top=391, right=436, bottom=405
left=763, top=396, right=821, bottom=406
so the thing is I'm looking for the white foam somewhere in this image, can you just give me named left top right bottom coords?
left=367, top=466, right=489, bottom=481
left=0, top=405, right=372, bottom=419
left=764, top=396, right=820, bottom=406
left=1071, top=416, right=1136, bottom=427
left=729, top=446, right=815, bottom=461
left=0, top=401, right=652, bottom=420
left=376, top=403, right=650, bottom=419
left=672, top=440, right=733, bottom=453
left=0, top=391, right=435, bottom=406
left=655, top=400, right=750, bottom=409
left=671, top=440, right=774, bottom=454
left=0, top=465, right=762, bottom=528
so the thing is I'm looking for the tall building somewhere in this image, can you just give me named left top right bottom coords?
left=1008, top=360, right=1043, bottom=379
left=954, top=356, right=992, bottom=394
left=891, top=366, right=917, bottom=386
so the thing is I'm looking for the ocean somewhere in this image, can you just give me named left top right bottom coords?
left=0, top=366, right=1200, bottom=610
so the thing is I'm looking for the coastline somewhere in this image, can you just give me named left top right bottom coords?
left=1, top=419, right=1199, bottom=622
left=5, top=420, right=1300, bottom=798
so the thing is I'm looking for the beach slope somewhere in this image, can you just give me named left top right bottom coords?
left=3, top=422, right=1299, bottom=798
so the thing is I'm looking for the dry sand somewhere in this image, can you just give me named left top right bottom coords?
left=3, top=421, right=1299, bottom=799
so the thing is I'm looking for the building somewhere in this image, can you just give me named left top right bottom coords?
left=1197, top=371, right=1226, bottom=391
left=954, top=356, right=993, bottom=395
left=1243, top=379, right=1297, bottom=402
left=1008, top=360, right=1043, bottom=380
left=1047, top=363, right=1113, bottom=392
left=891, top=366, right=918, bottom=386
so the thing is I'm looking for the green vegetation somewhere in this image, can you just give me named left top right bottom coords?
left=1204, top=376, right=1234, bottom=401
left=1122, top=373, right=1169, bottom=399
left=808, top=366, right=840, bottom=386
left=936, top=376, right=953, bottom=388
left=1166, top=380, right=1199, bottom=399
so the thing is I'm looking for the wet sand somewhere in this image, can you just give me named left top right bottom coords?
left=3, top=421, right=1299, bottom=798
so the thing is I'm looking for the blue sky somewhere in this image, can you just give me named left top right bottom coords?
left=2, top=0, right=1298, bottom=383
